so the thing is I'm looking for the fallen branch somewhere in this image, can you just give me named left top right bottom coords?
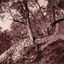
left=35, top=35, right=64, bottom=50
left=0, top=35, right=64, bottom=63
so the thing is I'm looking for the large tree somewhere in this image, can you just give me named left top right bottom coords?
left=0, top=0, right=64, bottom=64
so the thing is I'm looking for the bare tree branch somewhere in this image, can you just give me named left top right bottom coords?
left=51, top=18, right=64, bottom=27
left=51, top=0, right=56, bottom=21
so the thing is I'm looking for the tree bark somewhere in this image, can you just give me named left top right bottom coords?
left=23, top=0, right=33, bottom=42
left=0, top=35, right=64, bottom=62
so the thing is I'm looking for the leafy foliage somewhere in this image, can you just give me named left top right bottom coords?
left=0, top=30, right=12, bottom=55
left=0, top=0, right=64, bottom=64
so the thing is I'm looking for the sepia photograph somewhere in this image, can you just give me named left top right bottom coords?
left=0, top=0, right=64, bottom=64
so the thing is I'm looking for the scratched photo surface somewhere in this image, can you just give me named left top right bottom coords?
left=0, top=0, right=64, bottom=64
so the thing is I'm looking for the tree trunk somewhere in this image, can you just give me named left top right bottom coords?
left=23, top=0, right=33, bottom=42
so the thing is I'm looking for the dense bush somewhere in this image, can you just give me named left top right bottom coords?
left=0, top=30, right=12, bottom=55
